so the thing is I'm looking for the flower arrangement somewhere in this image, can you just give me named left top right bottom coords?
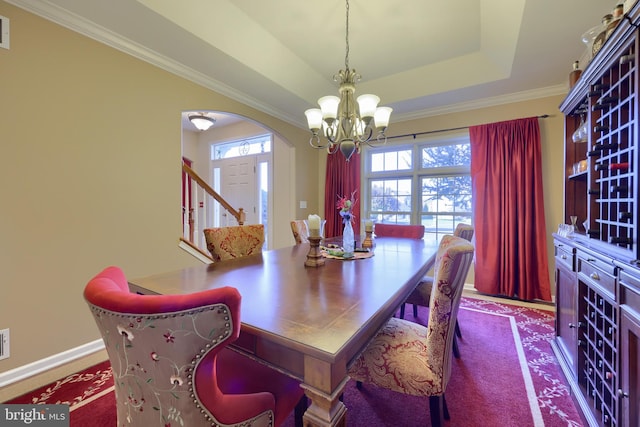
left=337, top=190, right=358, bottom=224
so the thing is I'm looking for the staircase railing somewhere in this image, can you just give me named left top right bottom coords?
left=181, top=163, right=245, bottom=260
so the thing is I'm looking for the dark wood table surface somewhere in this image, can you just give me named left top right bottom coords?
left=129, top=236, right=438, bottom=427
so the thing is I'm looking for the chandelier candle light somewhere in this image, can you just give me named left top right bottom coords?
left=304, top=0, right=392, bottom=161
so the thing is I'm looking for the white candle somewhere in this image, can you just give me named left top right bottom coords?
left=365, top=220, right=373, bottom=232
left=308, top=214, right=321, bottom=237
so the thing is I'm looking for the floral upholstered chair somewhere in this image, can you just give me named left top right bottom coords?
left=290, top=220, right=309, bottom=245
left=400, top=223, right=474, bottom=358
left=84, top=266, right=305, bottom=427
left=203, top=224, right=265, bottom=262
left=348, top=235, right=474, bottom=427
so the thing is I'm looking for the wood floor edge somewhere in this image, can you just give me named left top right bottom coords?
left=462, top=285, right=556, bottom=311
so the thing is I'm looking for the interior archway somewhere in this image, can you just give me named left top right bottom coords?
left=181, top=111, right=296, bottom=252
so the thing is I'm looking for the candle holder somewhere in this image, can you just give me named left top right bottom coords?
left=305, top=236, right=325, bottom=267
left=362, top=229, right=374, bottom=249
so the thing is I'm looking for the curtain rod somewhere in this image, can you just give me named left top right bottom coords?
left=386, top=114, right=550, bottom=140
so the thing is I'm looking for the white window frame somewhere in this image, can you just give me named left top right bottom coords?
left=362, top=132, right=472, bottom=240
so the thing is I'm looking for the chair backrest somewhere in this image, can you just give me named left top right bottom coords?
left=374, top=223, right=425, bottom=239
left=203, top=224, right=265, bottom=261
left=425, top=235, right=474, bottom=393
left=453, top=223, right=474, bottom=241
left=83, top=266, right=275, bottom=426
left=290, top=220, right=309, bottom=244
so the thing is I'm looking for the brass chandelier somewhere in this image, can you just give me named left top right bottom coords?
left=304, top=0, right=392, bottom=161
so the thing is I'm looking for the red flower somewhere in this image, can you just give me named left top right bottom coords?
left=337, top=190, right=358, bottom=224
left=163, top=332, right=175, bottom=343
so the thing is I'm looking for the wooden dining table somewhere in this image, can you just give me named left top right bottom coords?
left=129, top=236, right=439, bottom=427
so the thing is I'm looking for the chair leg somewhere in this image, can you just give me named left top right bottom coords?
left=443, top=393, right=450, bottom=420
left=428, top=395, right=445, bottom=427
left=412, top=303, right=418, bottom=318
left=455, top=320, right=462, bottom=338
left=453, top=335, right=461, bottom=359
left=399, top=303, right=406, bottom=319
left=294, top=395, right=307, bottom=427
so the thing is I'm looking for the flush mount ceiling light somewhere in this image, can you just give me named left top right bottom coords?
left=188, top=113, right=216, bottom=131
left=304, top=0, right=392, bottom=161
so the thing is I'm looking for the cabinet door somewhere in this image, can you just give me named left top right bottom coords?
left=620, top=306, right=640, bottom=427
left=556, top=261, right=578, bottom=376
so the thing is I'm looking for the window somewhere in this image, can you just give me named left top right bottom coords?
left=211, top=134, right=271, bottom=160
left=364, top=134, right=472, bottom=241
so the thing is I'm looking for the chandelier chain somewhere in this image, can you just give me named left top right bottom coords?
left=304, top=0, right=392, bottom=161
left=345, top=0, right=350, bottom=70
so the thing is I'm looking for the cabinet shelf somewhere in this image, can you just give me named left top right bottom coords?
left=569, top=170, right=589, bottom=180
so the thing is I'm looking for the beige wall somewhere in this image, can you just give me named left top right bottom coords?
left=0, top=0, right=565, bottom=377
left=0, top=2, right=314, bottom=372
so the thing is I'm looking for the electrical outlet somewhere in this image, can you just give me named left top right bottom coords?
left=0, top=328, right=9, bottom=360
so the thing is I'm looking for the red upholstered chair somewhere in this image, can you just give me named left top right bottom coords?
left=374, top=223, right=425, bottom=239
left=290, top=220, right=309, bottom=244
left=203, top=224, right=265, bottom=262
left=84, top=266, right=305, bottom=427
left=348, top=235, right=474, bottom=427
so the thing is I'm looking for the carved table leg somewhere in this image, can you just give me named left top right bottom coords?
left=301, top=377, right=349, bottom=427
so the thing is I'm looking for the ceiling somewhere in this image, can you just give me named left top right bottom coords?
left=9, top=0, right=611, bottom=131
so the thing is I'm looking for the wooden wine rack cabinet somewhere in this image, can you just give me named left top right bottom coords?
left=553, top=4, right=640, bottom=427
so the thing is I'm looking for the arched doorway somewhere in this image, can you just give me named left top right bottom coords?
left=181, top=111, right=295, bottom=251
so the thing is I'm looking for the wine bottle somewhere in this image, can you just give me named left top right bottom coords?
left=569, top=61, right=582, bottom=88
left=600, top=96, right=619, bottom=105
left=592, top=96, right=618, bottom=111
left=610, top=185, right=628, bottom=194
left=595, top=162, right=609, bottom=171
left=609, top=162, right=629, bottom=171
left=619, top=212, right=633, bottom=221
left=593, top=125, right=609, bottom=133
left=589, top=83, right=610, bottom=97
left=620, top=54, right=635, bottom=65
left=591, top=142, right=618, bottom=152
left=587, top=229, right=601, bottom=237
left=588, top=188, right=601, bottom=195
left=609, top=236, right=633, bottom=244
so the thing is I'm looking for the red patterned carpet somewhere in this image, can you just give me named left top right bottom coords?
left=6, top=297, right=583, bottom=426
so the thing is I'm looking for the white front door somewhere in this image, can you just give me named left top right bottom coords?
left=216, top=156, right=258, bottom=226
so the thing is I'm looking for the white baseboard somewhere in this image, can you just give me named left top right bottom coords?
left=0, top=339, right=105, bottom=388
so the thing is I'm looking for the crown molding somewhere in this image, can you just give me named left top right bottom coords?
left=394, top=85, right=566, bottom=123
left=7, top=0, right=567, bottom=130
left=6, top=0, right=300, bottom=127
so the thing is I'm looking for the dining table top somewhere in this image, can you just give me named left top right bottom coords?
left=129, top=236, right=439, bottom=366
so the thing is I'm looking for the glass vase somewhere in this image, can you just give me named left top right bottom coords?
left=343, top=220, right=355, bottom=254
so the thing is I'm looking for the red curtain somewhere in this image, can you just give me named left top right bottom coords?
left=469, top=117, right=551, bottom=301
left=324, top=151, right=361, bottom=238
